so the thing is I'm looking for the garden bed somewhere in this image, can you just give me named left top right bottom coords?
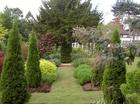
left=82, top=83, right=100, bottom=91
left=29, top=84, right=51, bottom=93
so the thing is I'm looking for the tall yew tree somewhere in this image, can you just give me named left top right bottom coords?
left=1, top=21, right=29, bottom=104
left=37, top=0, right=102, bottom=63
left=26, top=31, right=41, bottom=87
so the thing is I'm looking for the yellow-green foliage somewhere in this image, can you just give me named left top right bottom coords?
left=111, top=29, right=120, bottom=44
left=0, top=24, right=7, bottom=41
left=40, top=59, right=57, bottom=84
left=0, top=24, right=8, bottom=50
left=120, top=69, right=140, bottom=104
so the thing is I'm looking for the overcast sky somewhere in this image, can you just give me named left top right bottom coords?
left=0, top=0, right=140, bottom=24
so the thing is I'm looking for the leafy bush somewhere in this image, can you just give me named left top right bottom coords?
left=72, top=48, right=90, bottom=68
left=134, top=42, right=140, bottom=56
left=74, top=64, right=90, bottom=78
left=50, top=58, right=61, bottom=67
left=72, top=48, right=83, bottom=54
left=77, top=69, right=92, bottom=85
left=120, top=69, right=140, bottom=104
left=72, top=58, right=89, bottom=68
left=40, top=59, right=57, bottom=85
left=102, top=60, right=126, bottom=104
left=48, top=52, right=60, bottom=59
left=91, top=98, right=105, bottom=104
left=74, top=64, right=92, bottom=85
left=47, top=50, right=61, bottom=66
left=137, top=61, right=140, bottom=68
left=92, top=67, right=104, bottom=86
left=71, top=48, right=89, bottom=61
left=92, top=55, right=105, bottom=86
left=45, top=48, right=61, bottom=67
left=0, top=50, right=4, bottom=73
left=38, top=33, right=56, bottom=57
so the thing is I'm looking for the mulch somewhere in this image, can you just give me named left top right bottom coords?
left=28, top=84, right=51, bottom=93
left=82, top=83, right=100, bottom=91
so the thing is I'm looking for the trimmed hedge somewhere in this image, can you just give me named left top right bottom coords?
left=40, top=59, right=57, bottom=85
left=74, top=64, right=92, bottom=85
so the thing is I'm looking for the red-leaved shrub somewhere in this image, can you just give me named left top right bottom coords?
left=0, top=50, right=4, bottom=73
left=38, top=33, right=57, bottom=57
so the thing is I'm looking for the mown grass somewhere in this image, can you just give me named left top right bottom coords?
left=28, top=67, right=102, bottom=104
left=29, top=57, right=140, bottom=104
left=0, top=57, right=139, bottom=104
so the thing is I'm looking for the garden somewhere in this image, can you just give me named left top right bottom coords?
left=0, top=0, right=140, bottom=104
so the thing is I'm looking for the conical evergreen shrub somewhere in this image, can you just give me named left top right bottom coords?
left=102, top=46, right=126, bottom=104
left=111, top=29, right=121, bottom=44
left=1, top=21, right=30, bottom=104
left=26, top=31, right=41, bottom=87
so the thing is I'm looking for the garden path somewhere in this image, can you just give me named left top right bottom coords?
left=29, top=66, right=102, bottom=104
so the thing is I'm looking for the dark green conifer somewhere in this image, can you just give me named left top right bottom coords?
left=26, top=31, right=41, bottom=87
left=102, top=46, right=126, bottom=104
left=1, top=21, right=29, bottom=104
left=37, top=0, right=102, bottom=63
left=111, top=29, right=121, bottom=44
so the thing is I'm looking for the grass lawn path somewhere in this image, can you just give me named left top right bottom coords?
left=29, top=66, right=102, bottom=104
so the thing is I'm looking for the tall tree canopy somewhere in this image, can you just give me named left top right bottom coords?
left=112, top=0, right=140, bottom=31
left=0, top=7, right=32, bottom=41
left=112, top=0, right=140, bottom=16
left=0, top=7, right=23, bottom=30
left=37, top=0, right=102, bottom=63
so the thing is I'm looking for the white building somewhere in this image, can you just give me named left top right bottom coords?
left=120, top=30, right=140, bottom=46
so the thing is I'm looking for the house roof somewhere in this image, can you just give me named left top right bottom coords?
left=120, top=30, right=129, bottom=35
